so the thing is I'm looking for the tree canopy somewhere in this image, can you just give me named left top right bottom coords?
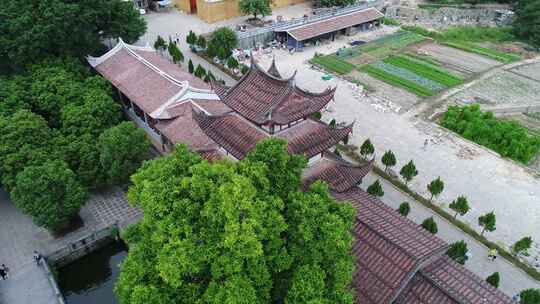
left=359, top=139, right=375, bottom=160
left=207, top=28, right=238, bottom=60
left=421, top=217, right=438, bottom=234
left=239, top=0, right=272, bottom=19
left=449, top=196, right=470, bottom=218
left=367, top=180, right=384, bottom=197
left=0, top=0, right=146, bottom=73
left=11, top=159, right=88, bottom=231
left=117, top=139, right=356, bottom=304
left=513, top=0, right=540, bottom=47
left=381, top=150, right=397, bottom=172
left=441, top=104, right=540, bottom=164
left=399, top=160, right=418, bottom=185
left=478, top=211, right=496, bottom=236
left=446, top=240, right=468, bottom=265
left=520, top=288, right=540, bottom=304
left=427, top=177, right=444, bottom=202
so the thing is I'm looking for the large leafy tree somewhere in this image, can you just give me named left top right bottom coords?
left=117, top=139, right=355, bottom=304
left=478, top=211, right=496, bottom=236
left=513, top=0, right=540, bottom=47
left=98, top=122, right=150, bottom=185
left=207, top=27, right=238, bottom=60
left=0, top=0, right=146, bottom=73
left=0, top=110, right=53, bottom=190
left=239, top=0, right=272, bottom=20
left=11, top=159, right=88, bottom=231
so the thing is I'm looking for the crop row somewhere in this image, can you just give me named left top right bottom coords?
left=442, top=41, right=521, bottom=63
left=384, top=55, right=464, bottom=87
left=360, top=64, right=435, bottom=97
left=371, top=61, right=446, bottom=92
left=310, top=55, right=355, bottom=75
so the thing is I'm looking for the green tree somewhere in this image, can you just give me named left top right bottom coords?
left=0, top=0, right=146, bottom=72
left=98, top=122, right=150, bottom=185
left=520, top=289, right=540, bottom=304
left=399, top=160, right=418, bottom=185
left=168, top=41, right=184, bottom=64
left=359, top=139, right=374, bottom=160
left=398, top=202, right=410, bottom=217
left=154, top=35, right=167, bottom=52
left=239, top=0, right=272, bottom=19
left=427, top=177, right=444, bottom=202
left=55, top=134, right=104, bottom=188
left=512, top=236, right=533, bottom=256
left=478, top=211, right=496, bottom=236
left=449, top=195, right=470, bottom=219
left=227, top=56, right=239, bottom=71
left=197, top=35, right=207, bottom=49
left=186, top=30, right=197, bottom=47
left=486, top=272, right=500, bottom=288
left=316, top=0, right=355, bottom=8
left=117, top=140, right=355, bottom=304
left=446, top=240, right=468, bottom=265
left=194, top=64, right=207, bottom=78
left=367, top=180, right=384, bottom=197
left=513, top=0, right=540, bottom=47
left=60, top=90, right=122, bottom=137
left=381, top=150, right=396, bottom=172
left=0, top=110, right=53, bottom=190
left=421, top=217, right=438, bottom=234
left=11, top=160, right=88, bottom=231
left=204, top=70, right=216, bottom=83
left=208, top=27, right=238, bottom=60
left=188, top=59, right=194, bottom=74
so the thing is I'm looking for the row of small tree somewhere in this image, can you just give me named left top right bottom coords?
left=360, top=138, right=533, bottom=257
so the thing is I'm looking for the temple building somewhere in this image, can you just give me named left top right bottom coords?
left=89, top=41, right=515, bottom=304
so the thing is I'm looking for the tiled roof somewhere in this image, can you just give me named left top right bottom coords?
left=88, top=40, right=214, bottom=118
left=302, top=152, right=373, bottom=192
left=418, top=256, right=515, bottom=304
left=198, top=149, right=224, bottom=162
left=280, top=7, right=384, bottom=41
left=278, top=119, right=352, bottom=158
left=334, top=188, right=448, bottom=303
left=215, top=58, right=334, bottom=126
left=154, top=103, right=217, bottom=151
left=267, top=57, right=282, bottom=78
left=333, top=188, right=515, bottom=304
left=193, top=110, right=268, bottom=160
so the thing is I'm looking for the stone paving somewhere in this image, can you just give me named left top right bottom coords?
left=0, top=188, right=137, bottom=304
left=360, top=172, right=540, bottom=296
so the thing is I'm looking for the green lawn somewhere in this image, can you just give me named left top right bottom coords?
left=384, top=55, right=464, bottom=87
left=310, top=55, right=355, bottom=75
left=359, top=65, right=435, bottom=97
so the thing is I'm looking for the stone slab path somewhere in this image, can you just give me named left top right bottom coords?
left=0, top=263, right=58, bottom=304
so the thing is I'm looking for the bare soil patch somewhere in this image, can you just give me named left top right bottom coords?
left=416, top=42, right=501, bottom=75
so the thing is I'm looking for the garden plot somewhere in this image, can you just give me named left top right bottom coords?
left=510, top=62, right=540, bottom=82
left=415, top=42, right=501, bottom=75
left=348, top=70, right=420, bottom=110
left=452, top=70, right=540, bottom=107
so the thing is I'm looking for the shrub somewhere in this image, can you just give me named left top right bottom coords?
left=520, top=289, right=540, bottom=304
left=399, top=160, right=418, bottom=185
left=195, top=64, right=207, bottom=78
left=427, top=177, right=444, bottom=202
left=381, top=150, right=397, bottom=172
left=360, top=139, right=375, bottom=160
left=398, top=202, right=410, bottom=217
left=441, top=104, right=540, bottom=164
left=446, top=240, right=468, bottom=264
left=513, top=237, right=533, bottom=256
left=367, top=180, right=384, bottom=197
left=486, top=272, right=500, bottom=288
left=421, top=217, right=438, bottom=234
left=449, top=195, right=470, bottom=218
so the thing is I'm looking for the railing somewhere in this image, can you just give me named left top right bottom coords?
left=41, top=259, right=66, bottom=304
left=236, top=0, right=383, bottom=40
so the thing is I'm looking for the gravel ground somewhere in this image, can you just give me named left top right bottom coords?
left=511, top=62, right=540, bottom=82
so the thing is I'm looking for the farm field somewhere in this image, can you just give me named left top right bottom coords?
left=414, top=43, right=501, bottom=75
left=511, top=62, right=540, bottom=82
left=451, top=70, right=540, bottom=107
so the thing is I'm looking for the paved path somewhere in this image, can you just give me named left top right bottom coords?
left=360, top=173, right=540, bottom=296
left=0, top=263, right=58, bottom=304
left=0, top=188, right=137, bottom=304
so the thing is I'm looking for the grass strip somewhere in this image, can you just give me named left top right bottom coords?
left=442, top=41, right=521, bottom=63
left=359, top=64, right=435, bottom=97
left=310, top=55, right=355, bottom=75
left=337, top=144, right=540, bottom=282
left=384, top=55, right=464, bottom=87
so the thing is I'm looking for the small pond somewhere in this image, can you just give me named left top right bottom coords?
left=58, top=241, right=128, bottom=304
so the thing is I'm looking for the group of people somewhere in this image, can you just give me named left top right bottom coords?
left=0, top=251, right=42, bottom=281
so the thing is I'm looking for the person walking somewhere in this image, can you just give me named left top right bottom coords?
left=33, top=251, right=42, bottom=266
left=423, top=138, right=429, bottom=151
left=0, top=264, right=9, bottom=280
left=488, top=248, right=498, bottom=261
